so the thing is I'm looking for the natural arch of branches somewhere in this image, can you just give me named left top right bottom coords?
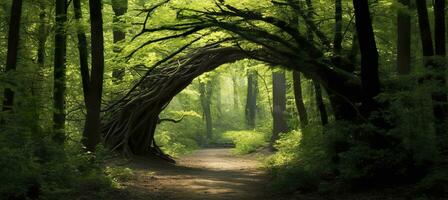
left=102, top=0, right=380, bottom=159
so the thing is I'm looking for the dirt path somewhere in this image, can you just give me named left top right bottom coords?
left=119, top=148, right=274, bottom=200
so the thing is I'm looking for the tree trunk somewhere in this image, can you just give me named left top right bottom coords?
left=245, top=70, right=258, bottom=128
left=333, top=0, right=343, bottom=67
left=270, top=70, right=288, bottom=150
left=397, top=0, right=411, bottom=74
left=232, top=73, right=239, bottom=111
left=111, top=0, right=127, bottom=80
left=199, top=81, right=213, bottom=140
left=53, top=0, right=67, bottom=144
left=433, top=0, right=448, bottom=143
left=314, top=81, right=329, bottom=126
left=353, top=0, right=380, bottom=116
left=83, top=0, right=105, bottom=151
left=416, top=0, right=434, bottom=58
left=2, top=0, right=23, bottom=112
left=292, top=71, right=308, bottom=128
left=73, top=0, right=90, bottom=105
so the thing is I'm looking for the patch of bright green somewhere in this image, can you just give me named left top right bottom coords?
left=223, top=130, right=267, bottom=154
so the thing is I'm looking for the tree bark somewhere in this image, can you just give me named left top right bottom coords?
left=433, top=0, right=448, bottom=141
left=397, top=0, right=411, bottom=74
left=199, top=81, right=213, bottom=140
left=2, top=0, right=23, bottom=112
left=232, top=73, right=239, bottom=111
left=416, top=0, right=434, bottom=58
left=353, top=0, right=380, bottom=116
left=73, top=0, right=90, bottom=105
left=245, top=70, right=258, bottom=128
left=83, top=0, right=105, bottom=151
left=111, top=0, right=127, bottom=80
left=270, top=70, right=288, bottom=150
left=292, top=71, right=308, bottom=128
left=314, top=81, right=329, bottom=126
left=333, top=0, right=343, bottom=67
left=53, top=0, right=67, bottom=144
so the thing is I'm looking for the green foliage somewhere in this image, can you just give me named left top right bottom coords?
left=105, top=166, right=134, bottom=182
left=223, top=130, right=268, bottom=154
left=266, top=79, right=445, bottom=195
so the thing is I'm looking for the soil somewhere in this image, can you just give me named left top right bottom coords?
left=115, top=148, right=276, bottom=200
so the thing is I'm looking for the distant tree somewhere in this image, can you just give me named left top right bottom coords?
left=245, top=70, right=258, bottom=129
left=2, top=0, right=23, bottom=112
left=82, top=0, right=105, bottom=151
left=199, top=80, right=213, bottom=140
left=270, top=70, right=288, bottom=150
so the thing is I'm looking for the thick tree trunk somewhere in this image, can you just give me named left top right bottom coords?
left=353, top=0, right=380, bottom=116
left=73, top=0, right=90, bottom=105
left=2, top=0, right=23, bottom=112
left=270, top=70, right=288, bottom=150
left=111, top=0, right=127, bottom=80
left=83, top=0, right=105, bottom=151
left=397, top=0, right=411, bottom=74
left=314, top=81, right=328, bottom=126
left=53, top=0, right=67, bottom=144
left=199, top=81, right=213, bottom=140
left=245, top=70, right=258, bottom=128
left=292, top=71, right=308, bottom=128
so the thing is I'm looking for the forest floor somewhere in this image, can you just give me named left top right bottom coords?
left=113, top=148, right=278, bottom=200
left=109, top=148, right=418, bottom=200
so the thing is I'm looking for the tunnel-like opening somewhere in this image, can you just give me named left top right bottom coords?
left=102, top=45, right=253, bottom=160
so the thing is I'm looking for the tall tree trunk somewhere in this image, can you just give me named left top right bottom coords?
left=415, top=0, right=434, bottom=58
left=83, top=0, right=105, bottom=151
left=232, top=73, right=239, bottom=111
left=314, top=81, right=329, bottom=126
left=2, top=0, right=23, bottom=112
left=73, top=0, right=90, bottom=105
left=270, top=70, right=288, bottom=150
left=53, top=0, right=67, bottom=144
left=215, top=77, right=223, bottom=117
left=415, top=0, right=448, bottom=140
left=37, top=1, right=46, bottom=70
left=353, top=0, right=380, bottom=116
left=307, top=0, right=330, bottom=124
left=397, top=0, right=411, bottom=74
left=292, top=71, right=308, bottom=128
left=199, top=81, right=213, bottom=140
left=111, top=0, right=127, bottom=80
left=245, top=70, right=258, bottom=129
left=433, top=0, right=448, bottom=143
left=333, top=0, right=343, bottom=67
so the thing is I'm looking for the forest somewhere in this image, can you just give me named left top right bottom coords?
left=1, top=0, right=448, bottom=199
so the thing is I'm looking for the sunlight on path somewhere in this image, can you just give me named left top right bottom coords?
left=121, top=148, right=272, bottom=200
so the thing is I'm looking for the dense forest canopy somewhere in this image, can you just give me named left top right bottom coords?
left=1, top=0, right=448, bottom=199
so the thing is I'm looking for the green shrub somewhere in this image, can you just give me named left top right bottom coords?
left=223, top=130, right=268, bottom=154
left=105, top=166, right=134, bottom=182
